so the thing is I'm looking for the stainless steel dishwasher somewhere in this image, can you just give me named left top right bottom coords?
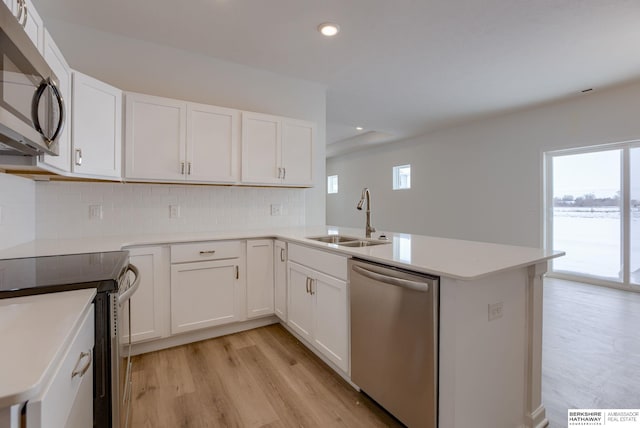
left=350, top=258, right=439, bottom=428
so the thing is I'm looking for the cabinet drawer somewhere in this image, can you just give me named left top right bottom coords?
left=288, top=243, right=348, bottom=280
left=27, top=305, right=95, bottom=428
left=171, top=241, right=242, bottom=263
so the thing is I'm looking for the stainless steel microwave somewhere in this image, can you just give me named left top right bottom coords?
left=0, top=2, right=63, bottom=156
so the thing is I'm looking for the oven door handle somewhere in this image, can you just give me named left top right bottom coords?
left=118, top=264, right=140, bottom=305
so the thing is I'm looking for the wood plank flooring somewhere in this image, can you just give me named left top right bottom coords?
left=543, top=278, right=640, bottom=428
left=130, top=324, right=403, bottom=428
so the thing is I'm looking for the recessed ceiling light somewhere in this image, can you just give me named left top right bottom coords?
left=356, top=127, right=363, bottom=131
left=318, top=22, right=340, bottom=37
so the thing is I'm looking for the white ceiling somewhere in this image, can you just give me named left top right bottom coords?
left=31, top=0, right=640, bottom=148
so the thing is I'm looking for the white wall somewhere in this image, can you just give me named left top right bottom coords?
left=0, top=173, right=35, bottom=249
left=44, top=19, right=327, bottom=226
left=36, top=181, right=304, bottom=240
left=327, top=80, right=640, bottom=247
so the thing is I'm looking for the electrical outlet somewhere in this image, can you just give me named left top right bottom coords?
left=169, top=205, right=180, bottom=219
left=89, top=204, right=103, bottom=220
left=270, top=204, right=282, bottom=216
left=488, top=302, right=504, bottom=321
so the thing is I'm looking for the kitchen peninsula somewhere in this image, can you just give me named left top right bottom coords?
left=0, top=226, right=562, bottom=428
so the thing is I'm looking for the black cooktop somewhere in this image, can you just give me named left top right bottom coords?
left=0, top=251, right=129, bottom=299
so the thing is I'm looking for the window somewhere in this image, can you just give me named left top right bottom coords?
left=393, top=164, right=411, bottom=190
left=545, top=141, right=640, bottom=289
left=327, top=175, right=338, bottom=194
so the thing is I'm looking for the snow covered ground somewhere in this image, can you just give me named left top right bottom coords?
left=552, top=207, right=640, bottom=284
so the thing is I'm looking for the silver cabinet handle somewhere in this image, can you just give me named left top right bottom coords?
left=352, top=265, right=430, bottom=292
left=280, top=248, right=285, bottom=262
left=277, top=167, right=282, bottom=179
left=305, top=277, right=309, bottom=293
left=188, top=162, right=192, bottom=175
left=310, top=279, right=315, bottom=295
left=18, top=0, right=27, bottom=27
left=71, top=351, right=92, bottom=378
left=235, top=265, right=239, bottom=279
left=75, top=149, right=82, bottom=166
left=282, top=167, right=286, bottom=180
left=181, top=162, right=185, bottom=174
left=199, top=250, right=216, bottom=255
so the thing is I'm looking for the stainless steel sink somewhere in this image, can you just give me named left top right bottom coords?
left=338, top=240, right=389, bottom=247
left=306, top=235, right=361, bottom=244
left=306, top=235, right=390, bottom=247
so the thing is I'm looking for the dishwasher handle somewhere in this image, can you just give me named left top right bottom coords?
left=352, top=264, right=430, bottom=292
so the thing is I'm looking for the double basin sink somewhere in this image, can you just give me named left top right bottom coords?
left=306, top=235, right=390, bottom=247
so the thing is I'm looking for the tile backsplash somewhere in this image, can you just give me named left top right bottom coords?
left=0, top=174, right=35, bottom=249
left=36, top=181, right=305, bottom=240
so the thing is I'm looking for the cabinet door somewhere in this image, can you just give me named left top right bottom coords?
left=72, top=71, right=122, bottom=178
left=26, top=306, right=94, bottom=428
left=3, top=0, right=16, bottom=16
left=246, top=239, right=274, bottom=318
left=241, top=112, right=281, bottom=184
left=313, top=271, right=349, bottom=372
left=187, top=103, right=239, bottom=183
left=125, top=92, right=187, bottom=181
left=22, top=0, right=44, bottom=52
left=287, top=261, right=313, bottom=341
left=123, top=247, right=167, bottom=343
left=39, top=31, right=71, bottom=173
left=171, top=259, right=240, bottom=334
left=281, top=119, right=314, bottom=186
left=274, top=240, right=287, bottom=321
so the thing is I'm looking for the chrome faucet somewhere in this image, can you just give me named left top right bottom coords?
left=356, top=187, right=376, bottom=238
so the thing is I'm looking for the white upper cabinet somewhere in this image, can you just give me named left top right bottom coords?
left=281, top=119, right=314, bottom=186
left=2, top=0, right=44, bottom=52
left=39, top=30, right=71, bottom=173
left=22, top=0, right=44, bottom=53
left=241, top=112, right=281, bottom=185
left=241, top=112, right=314, bottom=187
left=125, top=93, right=240, bottom=184
left=72, top=71, right=122, bottom=179
left=125, top=92, right=186, bottom=182
left=186, top=103, right=239, bottom=183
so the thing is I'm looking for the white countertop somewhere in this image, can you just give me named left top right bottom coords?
left=0, top=226, right=563, bottom=280
left=0, top=289, right=96, bottom=408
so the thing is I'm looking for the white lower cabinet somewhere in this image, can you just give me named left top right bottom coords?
left=287, top=259, right=349, bottom=373
left=123, top=246, right=170, bottom=344
left=274, top=240, right=287, bottom=321
left=26, top=305, right=94, bottom=428
left=170, top=241, right=245, bottom=335
left=246, top=239, right=274, bottom=318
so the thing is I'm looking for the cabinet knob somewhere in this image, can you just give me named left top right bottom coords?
left=75, top=149, right=83, bottom=166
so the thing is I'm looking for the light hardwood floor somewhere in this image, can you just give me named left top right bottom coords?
left=130, top=324, right=403, bottom=428
left=543, top=278, right=640, bottom=427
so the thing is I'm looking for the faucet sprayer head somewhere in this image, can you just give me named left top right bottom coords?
left=357, top=199, right=364, bottom=210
